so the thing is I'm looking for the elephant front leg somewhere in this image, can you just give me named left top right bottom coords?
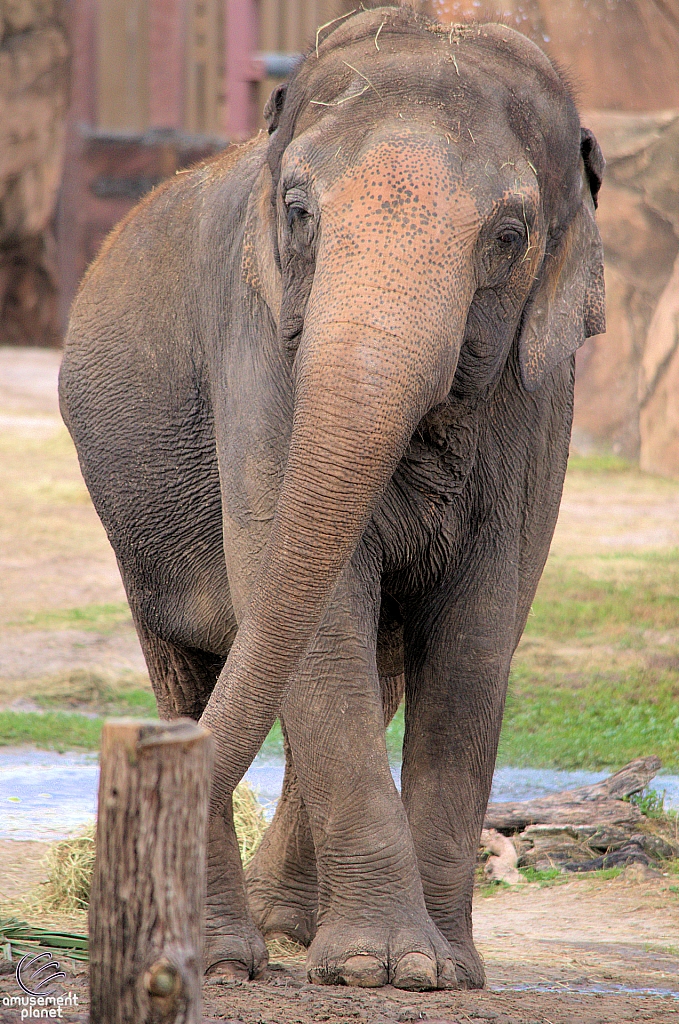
left=402, top=568, right=518, bottom=990
left=245, top=671, right=404, bottom=946
left=280, top=563, right=455, bottom=990
left=204, top=799, right=269, bottom=978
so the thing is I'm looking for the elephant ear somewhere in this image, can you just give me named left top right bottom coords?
left=519, top=133, right=606, bottom=392
left=264, top=84, right=287, bottom=134
left=242, top=162, right=281, bottom=317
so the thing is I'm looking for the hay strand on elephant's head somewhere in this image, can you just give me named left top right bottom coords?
left=31, top=781, right=268, bottom=914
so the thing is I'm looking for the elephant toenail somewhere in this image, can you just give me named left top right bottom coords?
left=392, top=952, right=438, bottom=990
left=340, top=954, right=389, bottom=987
left=204, top=959, right=251, bottom=981
left=437, top=957, right=459, bottom=990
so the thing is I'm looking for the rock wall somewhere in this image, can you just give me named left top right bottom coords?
left=575, top=112, right=679, bottom=464
left=432, top=0, right=679, bottom=111
left=0, top=0, right=70, bottom=347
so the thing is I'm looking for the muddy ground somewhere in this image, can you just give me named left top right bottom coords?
left=1, top=347, right=679, bottom=1023
left=1, top=843, right=679, bottom=1023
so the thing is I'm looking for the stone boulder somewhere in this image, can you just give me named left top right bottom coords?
left=0, top=0, right=69, bottom=346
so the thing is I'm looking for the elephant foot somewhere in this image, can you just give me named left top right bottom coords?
left=204, top=904, right=269, bottom=979
left=244, top=785, right=318, bottom=947
left=447, top=933, right=485, bottom=989
left=204, top=805, right=268, bottom=980
left=429, top=901, right=485, bottom=989
left=247, top=888, right=317, bottom=947
left=306, top=918, right=458, bottom=990
left=245, top=857, right=317, bottom=947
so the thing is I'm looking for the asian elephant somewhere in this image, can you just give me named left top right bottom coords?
left=59, top=6, right=605, bottom=993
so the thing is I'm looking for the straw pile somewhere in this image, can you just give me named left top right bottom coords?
left=37, top=780, right=268, bottom=914
left=41, top=822, right=96, bottom=911
left=232, top=780, right=269, bottom=866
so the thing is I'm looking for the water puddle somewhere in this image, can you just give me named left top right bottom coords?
left=1, top=746, right=678, bottom=841
left=491, top=983, right=679, bottom=998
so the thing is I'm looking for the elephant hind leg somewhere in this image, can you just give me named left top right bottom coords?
left=381, top=671, right=405, bottom=727
left=133, top=616, right=225, bottom=721
left=245, top=720, right=318, bottom=946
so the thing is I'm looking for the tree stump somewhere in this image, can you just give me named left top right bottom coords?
left=89, top=718, right=214, bottom=1024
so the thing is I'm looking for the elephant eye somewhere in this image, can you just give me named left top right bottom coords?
left=496, top=224, right=525, bottom=247
left=284, top=185, right=311, bottom=224
left=286, top=203, right=311, bottom=227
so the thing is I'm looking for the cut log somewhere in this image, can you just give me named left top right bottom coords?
left=484, top=757, right=662, bottom=833
left=89, top=718, right=214, bottom=1024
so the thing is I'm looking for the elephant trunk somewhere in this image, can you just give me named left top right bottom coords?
left=202, top=205, right=476, bottom=811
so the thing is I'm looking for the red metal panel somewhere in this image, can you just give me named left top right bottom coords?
left=225, top=0, right=259, bottom=140
left=56, top=0, right=98, bottom=332
left=148, top=0, right=188, bottom=128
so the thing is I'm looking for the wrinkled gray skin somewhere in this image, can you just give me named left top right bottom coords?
left=59, top=8, right=605, bottom=992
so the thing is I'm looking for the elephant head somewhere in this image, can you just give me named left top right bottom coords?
left=203, top=7, right=605, bottom=805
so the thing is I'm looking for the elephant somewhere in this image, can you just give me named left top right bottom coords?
left=59, top=5, right=605, bottom=993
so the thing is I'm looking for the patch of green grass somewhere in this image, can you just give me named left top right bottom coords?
left=478, top=865, right=624, bottom=895
left=13, top=602, right=133, bottom=633
left=383, top=546, right=679, bottom=770
left=517, top=866, right=623, bottom=887
left=582, top=867, right=624, bottom=880
left=477, top=880, right=512, bottom=896
left=567, top=453, right=634, bottom=474
left=260, top=718, right=284, bottom=759
left=525, top=551, right=679, bottom=640
left=113, top=688, right=157, bottom=713
left=0, top=708, right=285, bottom=757
left=628, top=787, right=667, bottom=818
left=33, top=673, right=157, bottom=716
left=0, top=711, right=103, bottom=751
left=498, top=678, right=679, bottom=770
left=518, top=867, right=566, bottom=886
left=385, top=676, right=679, bottom=771
left=519, top=866, right=563, bottom=883
left=386, top=706, right=404, bottom=760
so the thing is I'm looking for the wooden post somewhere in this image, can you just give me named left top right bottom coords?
left=89, top=718, right=214, bottom=1024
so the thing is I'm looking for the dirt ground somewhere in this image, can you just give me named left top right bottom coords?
left=0, top=346, right=146, bottom=703
left=1, top=839, right=678, bottom=1023
left=1, top=346, right=679, bottom=1023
